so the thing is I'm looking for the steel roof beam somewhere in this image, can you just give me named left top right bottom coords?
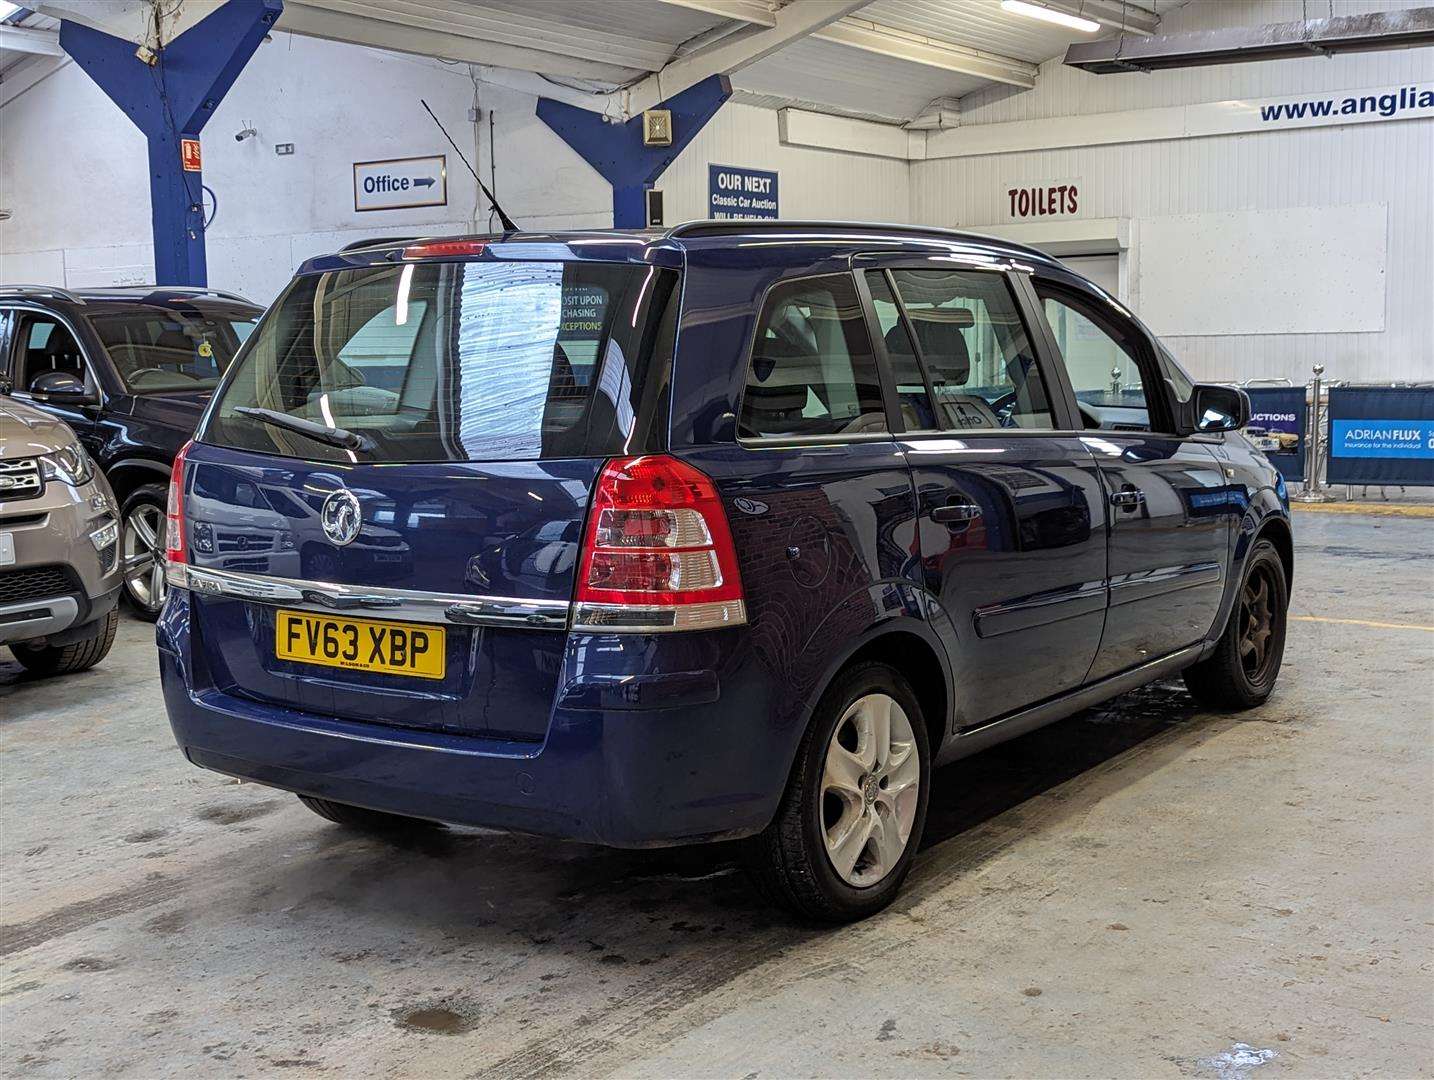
left=278, top=0, right=648, bottom=82
left=624, top=0, right=873, bottom=115
left=652, top=0, right=777, bottom=29
left=814, top=18, right=1037, bottom=88
left=0, top=24, right=64, bottom=56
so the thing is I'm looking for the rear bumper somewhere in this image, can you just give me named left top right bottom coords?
left=156, top=594, right=789, bottom=848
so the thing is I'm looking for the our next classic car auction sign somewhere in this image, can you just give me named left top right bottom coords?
left=709, top=164, right=779, bottom=219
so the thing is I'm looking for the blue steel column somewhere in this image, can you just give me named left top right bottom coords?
left=537, top=75, right=731, bottom=229
left=59, top=0, right=281, bottom=286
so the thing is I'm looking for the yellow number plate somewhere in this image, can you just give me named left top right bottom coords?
left=274, top=610, right=445, bottom=680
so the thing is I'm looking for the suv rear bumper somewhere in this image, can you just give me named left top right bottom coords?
left=157, top=594, right=791, bottom=848
left=0, top=585, right=119, bottom=645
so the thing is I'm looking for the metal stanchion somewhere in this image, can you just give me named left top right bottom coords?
left=1295, top=364, right=1335, bottom=503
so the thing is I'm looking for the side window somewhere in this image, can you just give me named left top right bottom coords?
left=881, top=269, right=1055, bottom=431
left=739, top=274, right=886, bottom=439
left=1037, top=285, right=1152, bottom=432
left=12, top=314, right=88, bottom=393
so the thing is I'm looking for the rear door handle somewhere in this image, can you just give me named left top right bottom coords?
left=1110, top=487, right=1146, bottom=510
left=931, top=500, right=982, bottom=525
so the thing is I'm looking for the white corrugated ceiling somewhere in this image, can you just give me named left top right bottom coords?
left=7, top=0, right=1184, bottom=123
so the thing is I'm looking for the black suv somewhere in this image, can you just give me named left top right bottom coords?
left=0, top=285, right=263, bottom=618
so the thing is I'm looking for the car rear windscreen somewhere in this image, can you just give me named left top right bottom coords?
left=204, top=259, right=677, bottom=463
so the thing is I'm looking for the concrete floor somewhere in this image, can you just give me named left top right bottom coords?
left=2, top=510, right=1431, bottom=1079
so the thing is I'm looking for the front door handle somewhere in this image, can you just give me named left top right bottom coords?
left=931, top=500, right=982, bottom=525
left=1110, top=487, right=1146, bottom=511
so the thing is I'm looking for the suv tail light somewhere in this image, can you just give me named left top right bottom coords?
left=573, top=455, right=746, bottom=632
left=164, top=440, right=192, bottom=582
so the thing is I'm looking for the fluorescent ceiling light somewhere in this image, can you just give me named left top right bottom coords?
left=1001, top=0, right=1101, bottom=33
left=0, top=2, right=22, bottom=22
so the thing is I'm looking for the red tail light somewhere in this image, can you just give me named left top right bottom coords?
left=165, top=440, right=192, bottom=568
left=573, top=456, right=746, bottom=632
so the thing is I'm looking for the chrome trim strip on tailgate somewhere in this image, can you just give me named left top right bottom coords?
left=171, top=564, right=570, bottom=629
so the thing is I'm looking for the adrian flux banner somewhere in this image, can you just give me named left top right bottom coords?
left=1243, top=387, right=1306, bottom=482
left=1326, top=387, right=1434, bottom=487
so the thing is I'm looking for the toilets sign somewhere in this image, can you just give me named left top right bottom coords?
left=353, top=155, right=448, bottom=212
left=708, top=164, right=779, bottom=219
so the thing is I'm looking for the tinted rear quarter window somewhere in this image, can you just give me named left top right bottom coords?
left=738, top=274, right=886, bottom=439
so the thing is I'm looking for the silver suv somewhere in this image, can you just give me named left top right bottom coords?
left=1, top=398, right=121, bottom=675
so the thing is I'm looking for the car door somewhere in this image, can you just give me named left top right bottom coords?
left=1031, top=275, right=1232, bottom=681
left=7, top=308, right=105, bottom=455
left=856, top=259, right=1108, bottom=727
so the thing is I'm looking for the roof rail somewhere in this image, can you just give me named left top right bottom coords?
left=339, top=236, right=419, bottom=253
left=2, top=284, right=85, bottom=304
left=125, top=285, right=260, bottom=306
left=664, top=219, right=1053, bottom=261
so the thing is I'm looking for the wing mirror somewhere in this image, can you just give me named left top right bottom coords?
left=30, top=370, right=90, bottom=399
left=1188, top=383, right=1250, bottom=433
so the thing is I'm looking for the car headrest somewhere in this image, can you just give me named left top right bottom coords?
left=745, top=337, right=818, bottom=428
left=1007, top=355, right=1049, bottom=413
left=907, top=312, right=971, bottom=386
left=884, top=323, right=917, bottom=360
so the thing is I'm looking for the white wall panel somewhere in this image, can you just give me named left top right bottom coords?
left=913, top=0, right=1434, bottom=385
left=660, top=103, right=912, bottom=225
left=1138, top=205, right=1388, bottom=336
left=0, top=33, right=612, bottom=303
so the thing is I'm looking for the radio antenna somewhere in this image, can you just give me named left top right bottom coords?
left=420, top=98, right=517, bottom=233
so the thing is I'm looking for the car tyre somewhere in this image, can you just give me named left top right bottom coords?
left=120, top=484, right=170, bottom=622
left=1184, top=538, right=1289, bottom=710
left=9, top=607, right=119, bottom=677
left=746, top=661, right=931, bottom=923
left=296, top=795, right=444, bottom=832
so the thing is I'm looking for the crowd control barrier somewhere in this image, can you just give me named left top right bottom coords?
left=1325, top=385, right=1434, bottom=487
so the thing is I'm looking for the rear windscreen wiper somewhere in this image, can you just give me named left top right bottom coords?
left=233, top=406, right=374, bottom=453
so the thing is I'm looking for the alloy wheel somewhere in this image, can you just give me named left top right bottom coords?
left=122, top=503, right=168, bottom=613
left=1239, top=562, right=1277, bottom=682
left=820, top=692, right=921, bottom=887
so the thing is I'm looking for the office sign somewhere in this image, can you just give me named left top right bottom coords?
left=708, top=164, right=778, bottom=219
left=1326, top=387, right=1434, bottom=486
left=353, top=155, right=447, bottom=212
left=1244, top=387, right=1306, bottom=482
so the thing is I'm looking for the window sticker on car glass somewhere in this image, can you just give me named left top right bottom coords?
left=456, top=262, right=565, bottom=458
